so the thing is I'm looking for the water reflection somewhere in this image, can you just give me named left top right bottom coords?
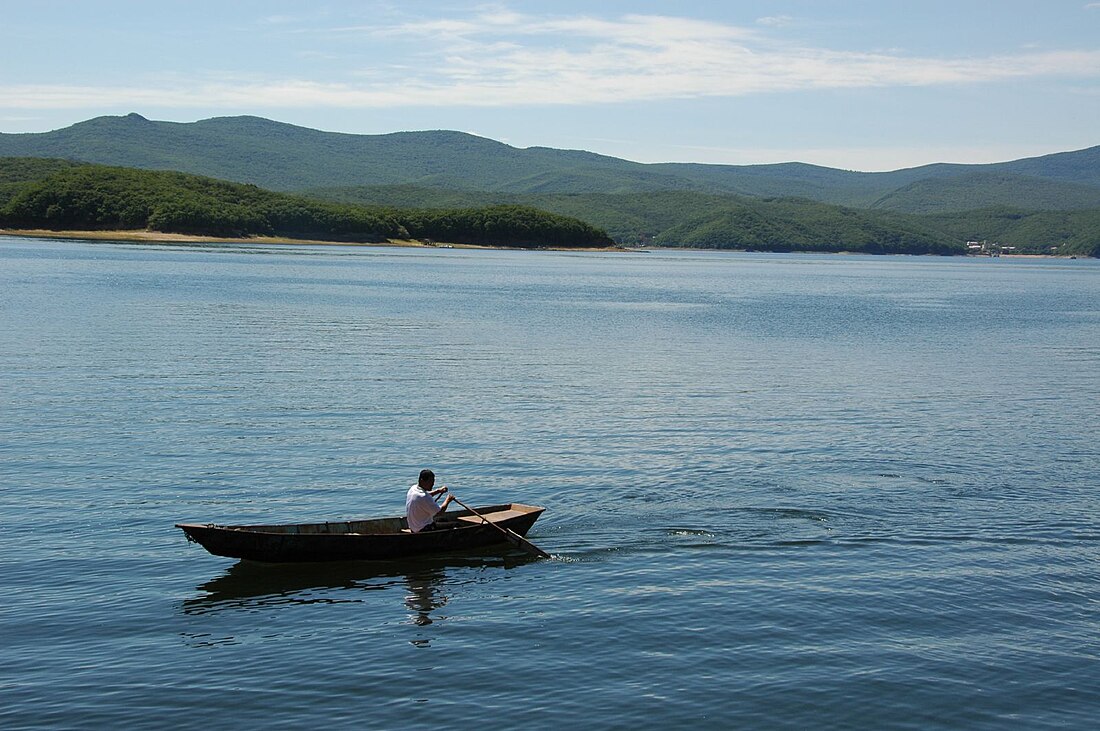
left=405, top=567, right=447, bottom=627
left=182, top=551, right=536, bottom=618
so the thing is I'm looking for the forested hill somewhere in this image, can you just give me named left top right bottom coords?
left=0, top=157, right=975, bottom=255
left=312, top=186, right=963, bottom=255
left=0, top=160, right=614, bottom=248
left=1, top=116, right=1097, bottom=256
left=1, top=114, right=1099, bottom=211
left=309, top=185, right=1100, bottom=257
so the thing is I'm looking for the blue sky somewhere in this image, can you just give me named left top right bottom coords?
left=2, top=1, right=1099, bottom=170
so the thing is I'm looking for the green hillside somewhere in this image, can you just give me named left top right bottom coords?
left=869, top=173, right=1100, bottom=214
left=1, top=115, right=1098, bottom=256
left=994, top=145, right=1100, bottom=187
left=646, top=198, right=957, bottom=253
left=0, top=158, right=84, bottom=207
left=2, top=114, right=1099, bottom=211
left=307, top=183, right=1100, bottom=256
left=654, top=158, right=1100, bottom=209
left=0, top=114, right=679, bottom=193
left=0, top=157, right=82, bottom=184
left=310, top=185, right=960, bottom=254
left=0, top=160, right=613, bottom=248
left=922, top=208, right=1100, bottom=258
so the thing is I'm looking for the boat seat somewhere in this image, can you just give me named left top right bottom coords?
left=457, top=508, right=528, bottom=524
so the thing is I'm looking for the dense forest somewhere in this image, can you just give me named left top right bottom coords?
left=0, top=160, right=614, bottom=248
left=921, top=207, right=1100, bottom=258
left=310, top=185, right=1100, bottom=257
left=2, top=153, right=1098, bottom=257
left=1, top=115, right=1098, bottom=256
left=310, top=186, right=958, bottom=253
left=4, top=114, right=1100, bottom=206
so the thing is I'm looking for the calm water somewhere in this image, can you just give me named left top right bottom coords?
left=1, top=237, right=1098, bottom=729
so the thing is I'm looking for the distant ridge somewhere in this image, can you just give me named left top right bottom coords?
left=1, top=115, right=1098, bottom=256
left=1, top=114, right=1098, bottom=209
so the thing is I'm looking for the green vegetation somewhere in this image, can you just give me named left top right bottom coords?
left=3, top=114, right=1098, bottom=205
left=309, top=186, right=960, bottom=254
left=310, top=184, right=1100, bottom=256
left=0, top=158, right=83, bottom=208
left=868, top=173, right=1100, bottom=214
left=1, top=115, right=1098, bottom=256
left=398, top=205, right=613, bottom=248
left=0, top=160, right=613, bottom=248
left=921, top=207, right=1100, bottom=258
left=647, top=197, right=958, bottom=254
left=0, top=157, right=82, bottom=184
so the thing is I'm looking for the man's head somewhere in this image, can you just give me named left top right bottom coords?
left=418, top=469, right=435, bottom=488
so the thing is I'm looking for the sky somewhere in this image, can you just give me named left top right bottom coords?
left=2, top=1, right=1099, bottom=171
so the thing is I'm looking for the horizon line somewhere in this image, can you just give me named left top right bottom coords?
left=2, top=111, right=1096, bottom=174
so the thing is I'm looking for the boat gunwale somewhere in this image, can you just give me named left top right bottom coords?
left=175, top=503, right=545, bottom=536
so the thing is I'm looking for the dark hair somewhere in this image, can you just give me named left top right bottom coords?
left=418, top=469, right=435, bottom=485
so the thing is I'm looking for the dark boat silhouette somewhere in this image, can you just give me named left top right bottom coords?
left=177, top=503, right=545, bottom=563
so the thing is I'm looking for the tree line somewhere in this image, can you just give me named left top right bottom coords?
left=2, top=158, right=1096, bottom=256
left=313, top=184, right=1100, bottom=257
left=0, top=161, right=615, bottom=248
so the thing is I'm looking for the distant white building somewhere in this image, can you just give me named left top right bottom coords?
left=965, top=239, right=1013, bottom=256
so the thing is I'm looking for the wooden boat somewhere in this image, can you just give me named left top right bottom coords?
left=176, top=503, right=545, bottom=563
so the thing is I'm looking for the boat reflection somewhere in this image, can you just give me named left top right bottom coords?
left=405, top=567, right=446, bottom=627
left=182, top=549, right=537, bottom=619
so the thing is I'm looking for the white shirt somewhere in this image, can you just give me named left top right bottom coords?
left=406, top=484, right=441, bottom=532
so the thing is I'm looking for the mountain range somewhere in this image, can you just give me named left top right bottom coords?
left=1, top=113, right=1098, bottom=255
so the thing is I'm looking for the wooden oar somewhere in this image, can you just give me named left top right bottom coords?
left=450, top=495, right=551, bottom=559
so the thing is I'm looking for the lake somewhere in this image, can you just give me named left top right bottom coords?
left=1, top=236, right=1098, bottom=729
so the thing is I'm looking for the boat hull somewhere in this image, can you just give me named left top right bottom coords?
left=176, top=503, right=545, bottom=563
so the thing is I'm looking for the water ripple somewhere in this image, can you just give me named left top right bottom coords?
left=1, top=240, right=1098, bottom=729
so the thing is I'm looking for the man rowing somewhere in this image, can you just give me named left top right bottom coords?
left=405, top=469, right=455, bottom=532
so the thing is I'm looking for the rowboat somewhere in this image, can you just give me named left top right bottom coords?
left=176, top=503, right=545, bottom=563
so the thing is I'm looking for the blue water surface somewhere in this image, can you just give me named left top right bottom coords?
left=1, top=237, right=1098, bottom=729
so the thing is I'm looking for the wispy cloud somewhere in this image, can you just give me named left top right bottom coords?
left=756, top=15, right=795, bottom=28
left=3, top=10, right=1100, bottom=110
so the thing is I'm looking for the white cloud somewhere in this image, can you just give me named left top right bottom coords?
left=756, top=15, right=794, bottom=28
left=3, top=11, right=1100, bottom=111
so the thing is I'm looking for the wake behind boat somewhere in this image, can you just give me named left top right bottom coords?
left=177, top=503, right=546, bottom=563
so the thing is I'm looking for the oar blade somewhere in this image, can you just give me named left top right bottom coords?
left=452, top=496, right=551, bottom=560
left=507, top=529, right=551, bottom=559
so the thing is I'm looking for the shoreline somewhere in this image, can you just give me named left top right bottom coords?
left=0, top=229, right=1085, bottom=258
left=0, top=228, right=625, bottom=253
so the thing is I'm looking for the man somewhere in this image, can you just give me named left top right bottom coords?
left=405, top=469, right=454, bottom=532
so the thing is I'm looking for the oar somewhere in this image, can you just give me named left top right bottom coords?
left=450, top=495, right=551, bottom=559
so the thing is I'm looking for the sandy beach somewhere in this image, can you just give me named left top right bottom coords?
left=0, top=228, right=623, bottom=252
left=3, top=229, right=1083, bottom=257
left=2, top=228, right=448, bottom=248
